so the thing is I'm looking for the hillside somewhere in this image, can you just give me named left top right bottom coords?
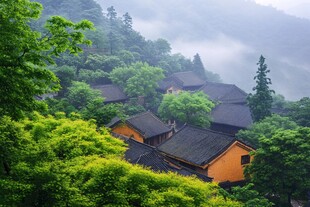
left=97, top=0, right=310, bottom=100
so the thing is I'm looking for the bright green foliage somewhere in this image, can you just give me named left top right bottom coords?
left=245, top=127, right=310, bottom=206
left=0, top=113, right=126, bottom=206
left=46, top=81, right=125, bottom=126
left=158, top=91, right=215, bottom=127
left=288, top=97, right=310, bottom=127
left=81, top=102, right=126, bottom=126
left=0, top=113, right=242, bottom=206
left=0, top=116, right=25, bottom=175
left=0, top=0, right=93, bottom=119
left=67, top=81, right=103, bottom=109
left=248, top=55, right=274, bottom=122
left=237, top=114, right=298, bottom=148
left=230, top=183, right=273, bottom=207
left=45, top=97, right=77, bottom=115
left=79, top=157, right=241, bottom=207
left=110, top=62, right=165, bottom=97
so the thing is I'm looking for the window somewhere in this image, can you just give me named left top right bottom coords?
left=241, top=155, right=250, bottom=165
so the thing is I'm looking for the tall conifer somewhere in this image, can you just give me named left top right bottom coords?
left=248, top=55, right=274, bottom=122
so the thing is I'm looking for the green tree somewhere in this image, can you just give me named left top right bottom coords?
left=248, top=55, right=274, bottom=122
left=0, top=112, right=243, bottom=207
left=205, top=70, right=222, bottom=83
left=192, top=53, right=206, bottom=79
left=78, top=69, right=107, bottom=85
left=106, top=6, right=123, bottom=55
left=122, top=12, right=133, bottom=30
left=158, top=91, right=215, bottom=127
left=46, top=81, right=125, bottom=126
left=110, top=62, right=165, bottom=98
left=81, top=102, right=125, bottom=126
left=272, top=94, right=289, bottom=109
left=0, top=0, right=93, bottom=119
left=48, top=65, right=77, bottom=97
left=236, top=114, right=298, bottom=148
left=123, top=99, right=146, bottom=116
left=288, top=97, right=310, bottom=127
left=0, top=116, right=25, bottom=176
left=143, top=38, right=171, bottom=65
left=67, top=81, right=102, bottom=109
left=0, top=113, right=126, bottom=206
left=230, top=183, right=274, bottom=207
left=245, top=127, right=310, bottom=206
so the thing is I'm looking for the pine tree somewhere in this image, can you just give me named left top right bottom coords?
left=192, top=53, right=206, bottom=79
left=248, top=55, right=274, bottom=122
left=122, top=12, right=133, bottom=30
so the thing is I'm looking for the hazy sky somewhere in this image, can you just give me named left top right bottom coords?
left=255, top=0, right=310, bottom=19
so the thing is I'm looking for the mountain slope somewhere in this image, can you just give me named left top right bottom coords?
left=97, top=0, right=310, bottom=100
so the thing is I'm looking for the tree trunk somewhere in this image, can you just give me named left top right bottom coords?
left=3, top=161, right=10, bottom=175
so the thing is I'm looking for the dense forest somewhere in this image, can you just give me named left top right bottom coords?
left=1, top=0, right=310, bottom=206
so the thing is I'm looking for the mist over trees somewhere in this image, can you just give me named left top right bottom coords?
left=97, top=0, right=310, bottom=100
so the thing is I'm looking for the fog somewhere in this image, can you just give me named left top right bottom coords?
left=255, top=0, right=310, bottom=19
left=97, top=0, right=310, bottom=100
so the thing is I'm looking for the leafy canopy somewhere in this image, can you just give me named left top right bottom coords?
left=0, top=0, right=93, bottom=119
left=245, top=127, right=310, bottom=206
left=158, top=91, right=215, bottom=127
left=288, top=97, right=310, bottom=127
left=236, top=114, right=298, bottom=148
left=110, top=62, right=165, bottom=97
left=46, top=81, right=125, bottom=126
left=0, top=113, right=242, bottom=206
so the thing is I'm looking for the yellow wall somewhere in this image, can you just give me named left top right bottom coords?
left=112, top=124, right=144, bottom=143
left=196, top=142, right=252, bottom=182
left=206, top=142, right=253, bottom=182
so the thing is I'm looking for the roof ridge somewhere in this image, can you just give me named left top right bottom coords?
left=127, top=111, right=170, bottom=128
left=184, top=124, right=236, bottom=137
left=173, top=71, right=195, bottom=75
left=126, top=137, right=156, bottom=149
left=127, top=110, right=151, bottom=120
left=232, top=84, right=248, bottom=96
left=92, top=83, right=117, bottom=87
left=205, top=81, right=234, bottom=87
left=148, top=111, right=171, bottom=129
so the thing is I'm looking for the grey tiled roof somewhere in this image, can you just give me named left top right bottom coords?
left=171, top=71, right=205, bottom=87
left=211, top=103, right=253, bottom=128
left=92, top=84, right=128, bottom=103
left=158, top=71, right=205, bottom=91
left=158, top=125, right=236, bottom=166
left=124, top=138, right=212, bottom=182
left=108, top=111, right=172, bottom=139
left=200, top=82, right=247, bottom=104
left=124, top=137, right=155, bottom=163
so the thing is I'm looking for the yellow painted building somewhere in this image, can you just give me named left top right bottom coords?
left=158, top=125, right=254, bottom=183
left=108, top=111, right=173, bottom=146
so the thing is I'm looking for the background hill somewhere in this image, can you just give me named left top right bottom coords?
left=96, top=0, right=310, bottom=100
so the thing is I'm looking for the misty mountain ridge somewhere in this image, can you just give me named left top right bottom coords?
left=97, top=0, right=310, bottom=100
